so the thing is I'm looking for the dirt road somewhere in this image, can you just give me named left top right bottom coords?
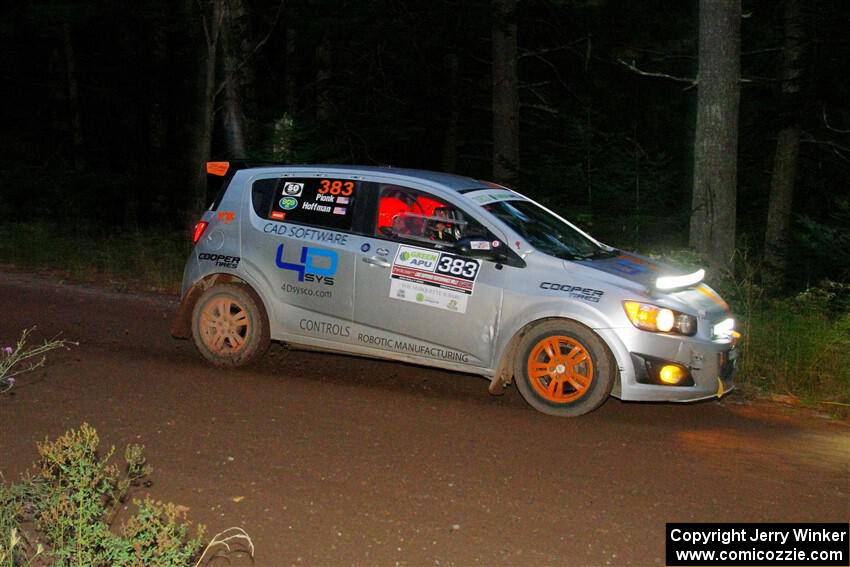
left=1, top=271, right=847, bottom=566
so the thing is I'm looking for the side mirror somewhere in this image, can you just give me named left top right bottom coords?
left=454, top=237, right=507, bottom=261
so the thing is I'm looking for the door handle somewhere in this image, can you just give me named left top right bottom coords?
left=362, top=256, right=391, bottom=268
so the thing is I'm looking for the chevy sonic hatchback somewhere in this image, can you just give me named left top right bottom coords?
left=172, top=162, right=739, bottom=416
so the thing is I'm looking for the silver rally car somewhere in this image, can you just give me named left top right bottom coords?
left=172, top=162, right=739, bottom=416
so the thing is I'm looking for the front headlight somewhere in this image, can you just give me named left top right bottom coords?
left=712, top=317, right=740, bottom=345
left=712, top=317, right=735, bottom=337
left=623, top=301, right=697, bottom=336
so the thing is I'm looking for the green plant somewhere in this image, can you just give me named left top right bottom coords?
left=1, top=328, right=76, bottom=394
left=107, top=499, right=205, bottom=567
left=0, top=423, right=214, bottom=567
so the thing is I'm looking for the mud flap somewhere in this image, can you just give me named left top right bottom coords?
left=488, top=375, right=507, bottom=395
left=170, top=294, right=194, bottom=339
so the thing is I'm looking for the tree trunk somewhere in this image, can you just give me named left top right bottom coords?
left=316, top=34, right=332, bottom=123
left=221, top=0, right=251, bottom=158
left=441, top=51, right=460, bottom=173
left=763, top=0, right=805, bottom=289
left=689, top=0, right=741, bottom=275
left=63, top=22, right=85, bottom=172
left=285, top=25, right=298, bottom=114
left=188, top=0, right=222, bottom=223
left=149, top=18, right=169, bottom=158
left=492, top=0, right=519, bottom=186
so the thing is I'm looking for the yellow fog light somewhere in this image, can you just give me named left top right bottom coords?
left=659, top=364, right=687, bottom=385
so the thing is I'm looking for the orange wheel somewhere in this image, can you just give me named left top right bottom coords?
left=199, top=297, right=251, bottom=354
left=191, top=284, right=270, bottom=367
left=514, top=321, right=614, bottom=417
left=526, top=335, right=594, bottom=403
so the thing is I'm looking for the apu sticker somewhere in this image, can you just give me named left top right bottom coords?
left=389, top=245, right=480, bottom=313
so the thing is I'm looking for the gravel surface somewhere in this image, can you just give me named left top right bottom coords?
left=1, top=270, right=847, bottom=566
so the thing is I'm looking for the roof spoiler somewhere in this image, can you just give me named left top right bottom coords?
left=206, top=161, right=231, bottom=176
left=206, top=160, right=285, bottom=177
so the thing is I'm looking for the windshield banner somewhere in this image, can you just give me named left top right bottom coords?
left=464, top=189, right=526, bottom=206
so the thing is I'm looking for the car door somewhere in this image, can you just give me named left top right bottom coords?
left=352, top=183, right=505, bottom=368
left=244, top=174, right=362, bottom=342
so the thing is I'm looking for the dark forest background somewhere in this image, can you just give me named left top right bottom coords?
left=1, top=0, right=848, bottom=292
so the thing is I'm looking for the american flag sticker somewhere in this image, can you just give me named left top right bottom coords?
left=270, top=211, right=286, bottom=220
left=332, top=207, right=347, bottom=215
left=336, top=196, right=350, bottom=204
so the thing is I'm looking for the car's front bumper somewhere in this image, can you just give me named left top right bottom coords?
left=599, top=326, right=738, bottom=402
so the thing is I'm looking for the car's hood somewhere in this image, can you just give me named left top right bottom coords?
left=572, top=251, right=731, bottom=317
left=574, top=252, right=679, bottom=290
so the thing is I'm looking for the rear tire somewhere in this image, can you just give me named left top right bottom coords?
left=191, top=284, right=270, bottom=367
left=513, top=320, right=614, bottom=417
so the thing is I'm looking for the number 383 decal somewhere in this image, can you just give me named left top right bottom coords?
left=318, top=179, right=355, bottom=196
left=436, top=253, right=480, bottom=281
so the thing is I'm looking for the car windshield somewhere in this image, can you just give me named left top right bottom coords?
left=483, top=199, right=613, bottom=260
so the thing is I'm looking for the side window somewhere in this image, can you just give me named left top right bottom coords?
left=252, top=177, right=359, bottom=231
left=375, top=185, right=484, bottom=245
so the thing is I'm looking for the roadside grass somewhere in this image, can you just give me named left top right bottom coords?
left=0, top=222, right=189, bottom=293
left=1, top=224, right=847, bottom=414
left=738, top=298, right=850, bottom=411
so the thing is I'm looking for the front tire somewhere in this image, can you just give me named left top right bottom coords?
left=191, top=284, right=270, bottom=367
left=513, top=320, right=614, bottom=417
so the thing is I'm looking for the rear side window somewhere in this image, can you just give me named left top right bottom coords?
left=252, top=177, right=359, bottom=231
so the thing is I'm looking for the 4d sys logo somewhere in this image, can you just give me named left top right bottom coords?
left=275, top=244, right=338, bottom=285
